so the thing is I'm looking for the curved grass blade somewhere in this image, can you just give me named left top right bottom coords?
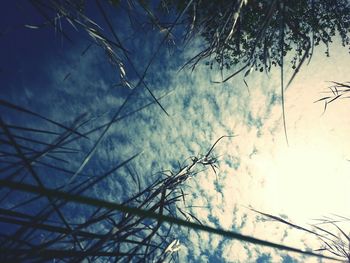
left=279, top=2, right=289, bottom=145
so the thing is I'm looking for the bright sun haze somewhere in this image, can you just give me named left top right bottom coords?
left=254, top=38, right=350, bottom=224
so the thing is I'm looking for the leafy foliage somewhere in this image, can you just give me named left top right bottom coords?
left=166, top=0, right=350, bottom=77
left=2, top=0, right=350, bottom=262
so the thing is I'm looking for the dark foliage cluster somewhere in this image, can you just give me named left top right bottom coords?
left=1, top=0, right=349, bottom=262
left=171, top=0, right=350, bottom=75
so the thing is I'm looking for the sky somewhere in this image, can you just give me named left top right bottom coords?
left=1, top=1, right=350, bottom=262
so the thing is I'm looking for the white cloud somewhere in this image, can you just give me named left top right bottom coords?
left=6, top=24, right=349, bottom=262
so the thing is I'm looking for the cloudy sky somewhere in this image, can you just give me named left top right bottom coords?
left=1, top=1, right=350, bottom=262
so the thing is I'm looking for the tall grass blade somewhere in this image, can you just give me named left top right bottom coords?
left=0, top=99, right=87, bottom=139
left=0, top=179, right=341, bottom=261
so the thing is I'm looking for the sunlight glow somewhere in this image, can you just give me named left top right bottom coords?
left=260, top=136, right=350, bottom=223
